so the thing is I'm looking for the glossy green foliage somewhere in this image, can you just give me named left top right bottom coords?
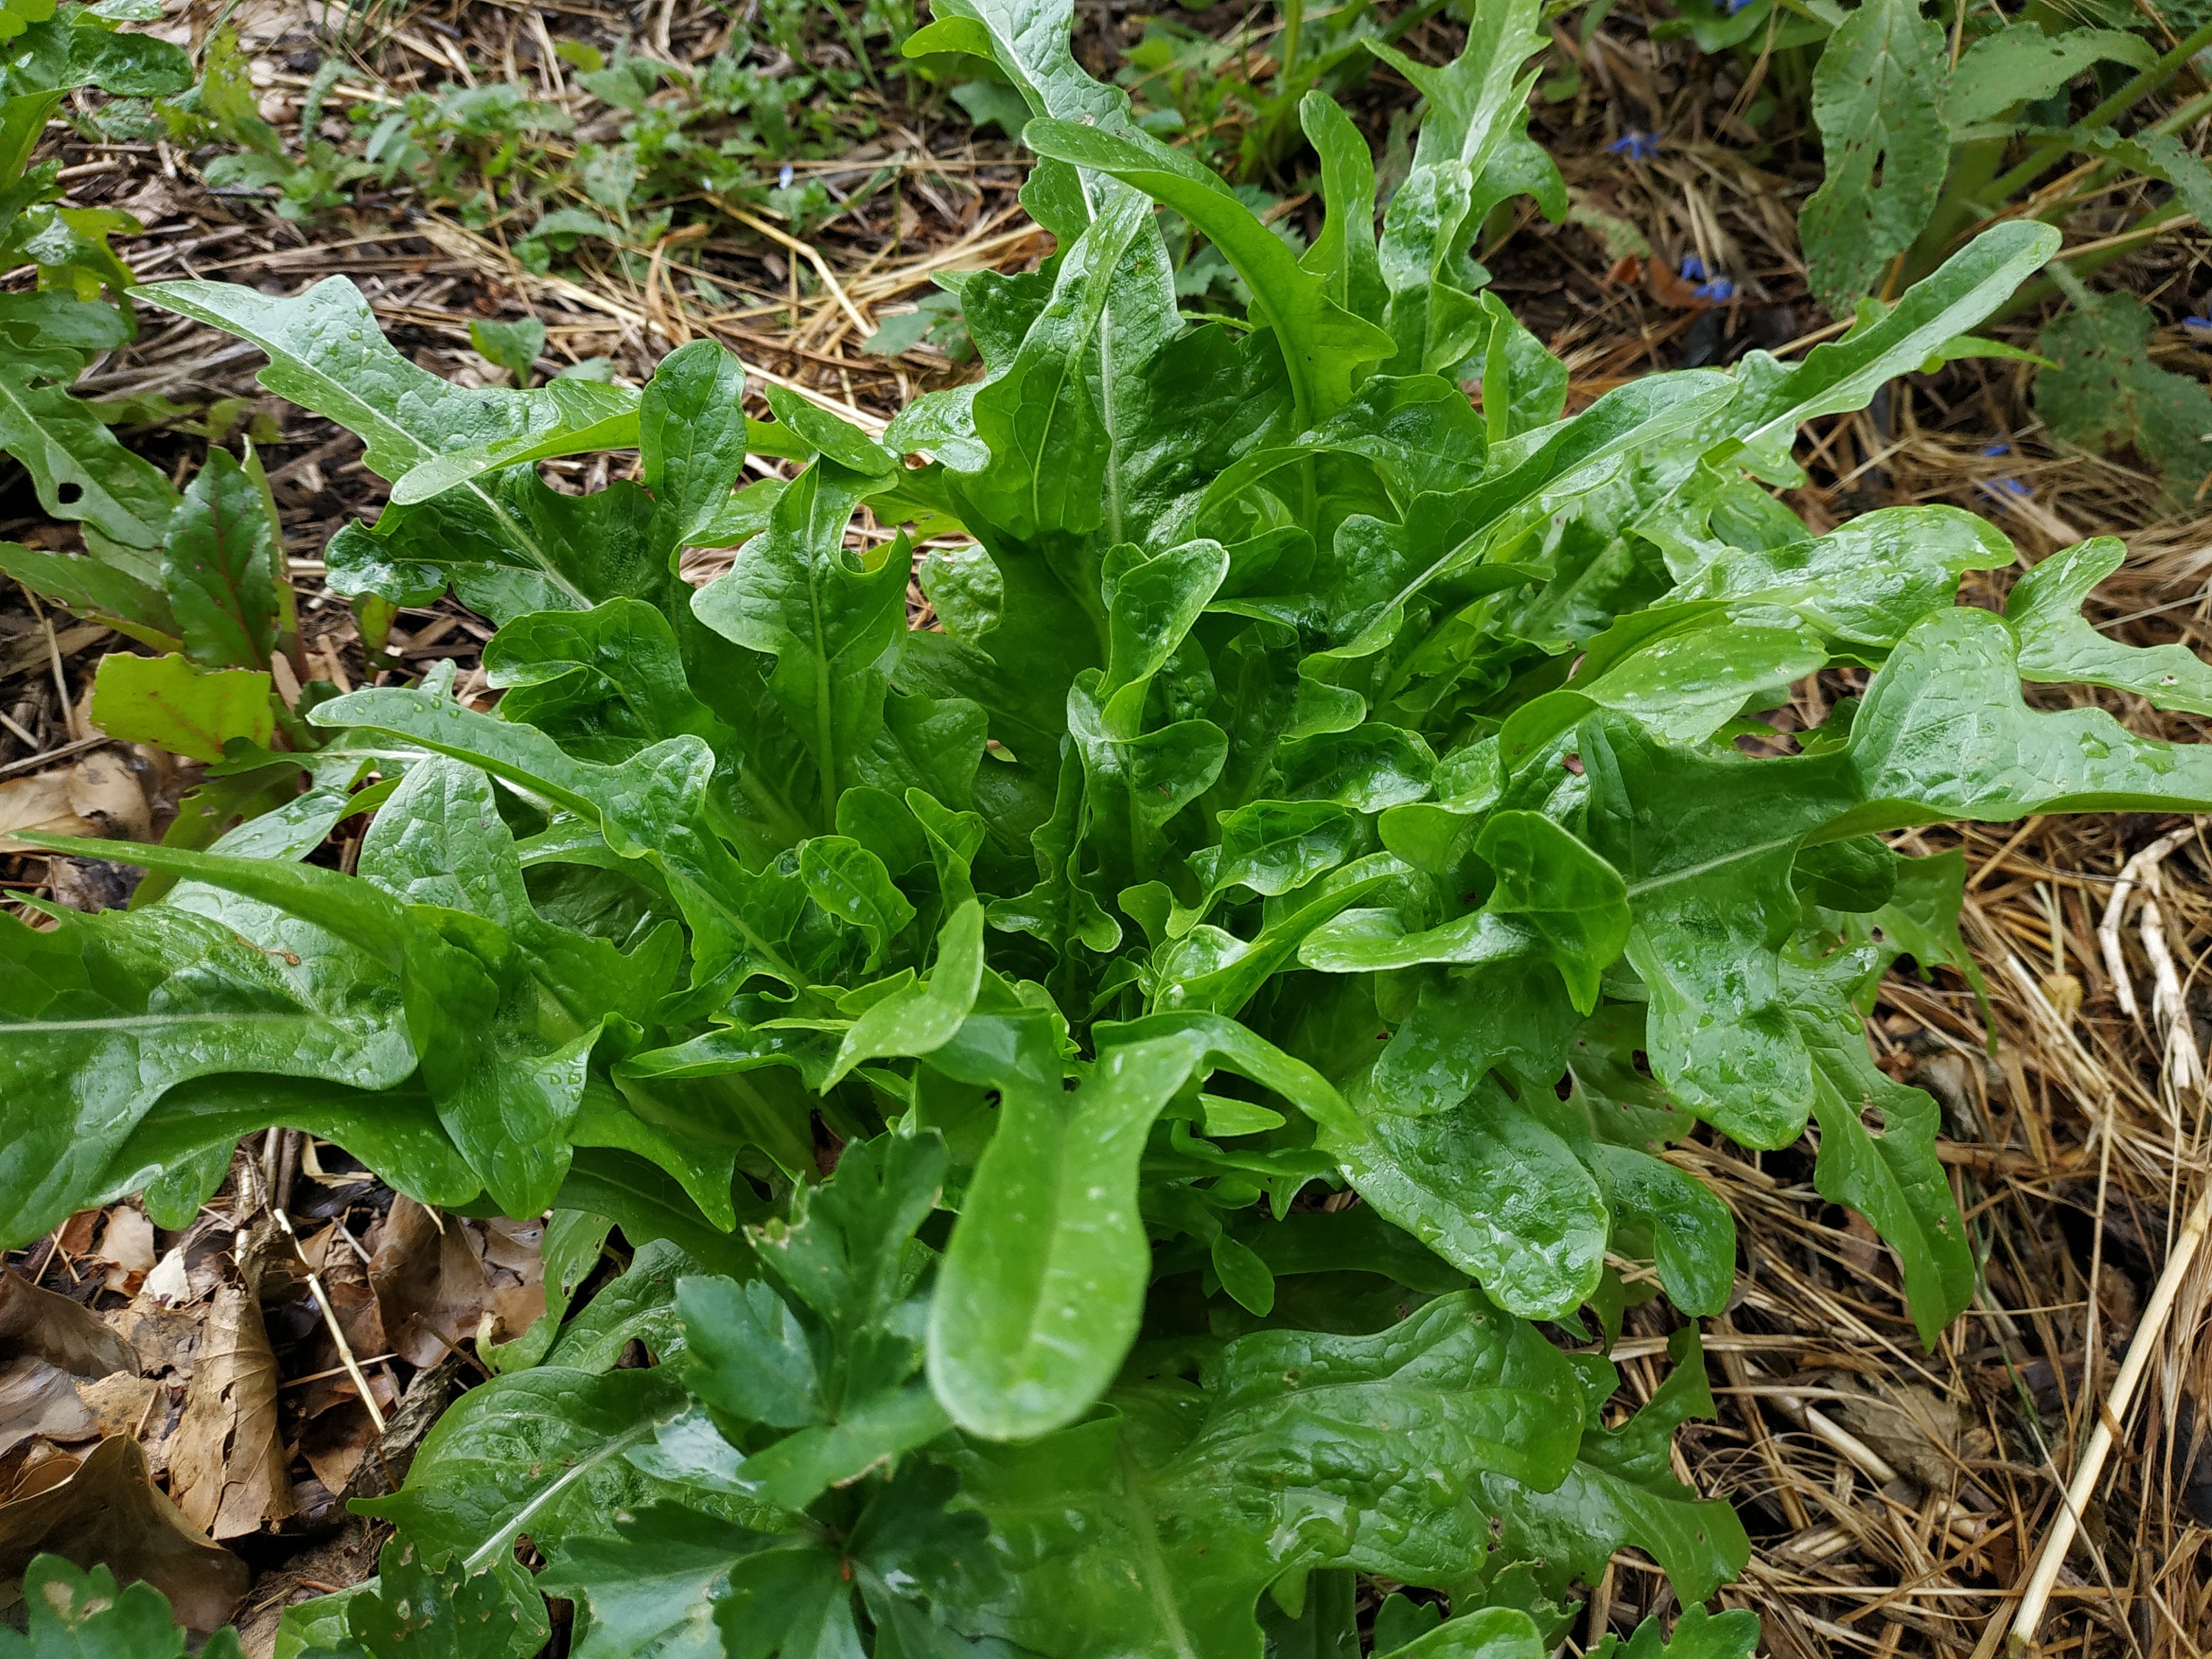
left=24, top=1, right=2212, bottom=1652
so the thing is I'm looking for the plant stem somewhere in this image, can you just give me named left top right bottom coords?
left=1982, top=15, right=2212, bottom=204
left=1989, top=201, right=2188, bottom=321
left=1910, top=136, right=2006, bottom=287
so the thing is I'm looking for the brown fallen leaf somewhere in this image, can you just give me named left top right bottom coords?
left=140, top=1246, right=190, bottom=1308
left=167, top=1279, right=292, bottom=1540
left=299, top=1377, right=397, bottom=1497
left=288, top=1221, right=386, bottom=1370
left=0, top=1436, right=79, bottom=1502
left=73, top=1371, right=160, bottom=1441
left=0, top=1434, right=248, bottom=1632
left=0, top=1269, right=136, bottom=1378
left=369, top=1197, right=486, bottom=1367
left=479, top=1216, right=547, bottom=1346
left=368, top=1198, right=543, bottom=1366
left=111, top=1302, right=202, bottom=1381
left=0, top=749, right=151, bottom=853
left=0, top=1359, right=98, bottom=1456
left=51, top=1209, right=100, bottom=1261
left=94, top=1206, right=158, bottom=1297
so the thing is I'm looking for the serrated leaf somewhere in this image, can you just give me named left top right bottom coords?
left=0, top=888, right=411, bottom=1246
left=1024, top=119, right=1396, bottom=426
left=1792, top=955, right=1972, bottom=1346
left=2036, top=287, right=2212, bottom=493
left=142, top=277, right=636, bottom=489
left=314, top=1538, right=546, bottom=1659
left=537, top=1507, right=765, bottom=1659
left=1481, top=1329, right=1749, bottom=1601
left=1597, top=1605, right=1760, bottom=1659
left=825, top=900, right=987, bottom=1087
left=140, top=277, right=638, bottom=603
left=2076, top=124, right=2212, bottom=231
left=691, top=462, right=912, bottom=812
left=1727, top=223, right=2059, bottom=473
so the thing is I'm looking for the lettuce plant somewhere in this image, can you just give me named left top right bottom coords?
left=11, top=0, right=2212, bottom=1650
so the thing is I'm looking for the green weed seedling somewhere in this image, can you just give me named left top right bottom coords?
left=189, top=0, right=930, bottom=263
left=0, top=19, right=340, bottom=842
left=17, top=0, right=2212, bottom=1652
left=179, top=28, right=373, bottom=218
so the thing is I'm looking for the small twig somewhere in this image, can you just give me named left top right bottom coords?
left=1761, top=1379, right=1988, bottom=1544
left=279, top=1353, right=399, bottom=1389
left=2137, top=890, right=2205, bottom=1093
left=18, top=586, right=80, bottom=742
left=2004, top=1177, right=2212, bottom=1655
left=264, top=1195, right=389, bottom=1436
left=0, top=734, right=106, bottom=780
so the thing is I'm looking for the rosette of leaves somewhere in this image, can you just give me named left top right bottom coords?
left=13, top=0, right=2212, bottom=1648
left=178, top=29, right=375, bottom=222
